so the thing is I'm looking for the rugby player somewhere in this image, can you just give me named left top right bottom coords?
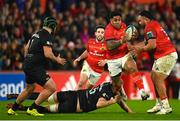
left=46, top=82, right=133, bottom=113
left=73, top=25, right=107, bottom=89
left=7, top=17, right=66, bottom=116
left=104, top=11, right=149, bottom=100
left=130, top=10, right=178, bottom=114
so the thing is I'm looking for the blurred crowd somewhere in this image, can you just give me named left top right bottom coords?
left=0, top=0, right=180, bottom=71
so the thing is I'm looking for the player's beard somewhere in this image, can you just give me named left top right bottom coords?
left=97, top=35, right=104, bottom=42
left=113, top=23, right=121, bottom=29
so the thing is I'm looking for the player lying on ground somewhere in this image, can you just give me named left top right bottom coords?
left=46, top=82, right=132, bottom=113
left=7, top=82, right=133, bottom=113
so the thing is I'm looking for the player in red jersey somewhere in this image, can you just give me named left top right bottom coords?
left=104, top=11, right=149, bottom=100
left=74, top=25, right=107, bottom=89
left=130, top=10, right=178, bottom=114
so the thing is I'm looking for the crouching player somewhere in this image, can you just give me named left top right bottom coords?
left=46, top=82, right=133, bottom=113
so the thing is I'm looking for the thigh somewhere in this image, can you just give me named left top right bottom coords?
left=33, top=67, right=50, bottom=86
left=24, top=71, right=36, bottom=85
left=151, top=71, right=167, bottom=86
left=81, top=61, right=90, bottom=78
left=88, top=70, right=101, bottom=86
left=123, top=55, right=138, bottom=73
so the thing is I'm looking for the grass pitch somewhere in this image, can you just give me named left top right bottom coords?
left=0, top=99, right=180, bottom=120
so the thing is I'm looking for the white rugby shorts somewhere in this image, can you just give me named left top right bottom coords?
left=152, top=52, right=178, bottom=75
left=81, top=61, right=101, bottom=85
left=106, top=53, right=132, bottom=77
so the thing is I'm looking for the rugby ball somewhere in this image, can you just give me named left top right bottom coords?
left=125, top=25, right=137, bottom=41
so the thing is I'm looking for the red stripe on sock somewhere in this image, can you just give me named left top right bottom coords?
left=160, top=96, right=168, bottom=100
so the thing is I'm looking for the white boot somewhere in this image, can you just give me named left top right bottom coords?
left=156, top=98, right=172, bottom=115
left=156, top=107, right=172, bottom=115
left=147, top=99, right=162, bottom=113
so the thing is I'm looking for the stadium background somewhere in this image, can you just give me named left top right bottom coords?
left=0, top=0, right=180, bottom=101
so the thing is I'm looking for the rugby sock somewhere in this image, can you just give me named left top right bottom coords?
left=160, top=97, right=170, bottom=108
left=29, top=102, right=39, bottom=110
left=156, top=98, right=162, bottom=105
left=12, top=102, right=20, bottom=111
left=37, top=105, right=49, bottom=113
left=130, top=72, right=144, bottom=90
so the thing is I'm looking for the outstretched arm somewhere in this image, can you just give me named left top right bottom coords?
left=73, top=50, right=88, bottom=66
left=96, top=95, right=133, bottom=113
left=96, top=97, right=117, bottom=109
left=115, top=95, right=133, bottom=113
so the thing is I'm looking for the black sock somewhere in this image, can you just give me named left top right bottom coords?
left=12, top=102, right=19, bottom=111
left=29, top=102, right=39, bottom=110
left=37, top=106, right=49, bottom=113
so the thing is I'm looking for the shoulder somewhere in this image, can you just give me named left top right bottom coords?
left=87, top=38, right=95, bottom=44
left=104, top=24, right=114, bottom=37
left=40, top=29, right=52, bottom=39
left=147, top=20, right=159, bottom=28
left=105, top=23, right=113, bottom=31
left=121, top=22, right=127, bottom=29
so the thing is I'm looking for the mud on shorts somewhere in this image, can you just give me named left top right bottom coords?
left=152, top=52, right=178, bottom=75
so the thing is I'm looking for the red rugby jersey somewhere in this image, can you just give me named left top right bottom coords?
left=86, top=38, right=107, bottom=73
left=144, top=20, right=176, bottom=59
left=104, top=22, right=128, bottom=59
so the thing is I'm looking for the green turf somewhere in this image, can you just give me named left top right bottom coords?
left=0, top=99, right=180, bottom=120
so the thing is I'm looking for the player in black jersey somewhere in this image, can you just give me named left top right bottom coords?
left=46, top=82, right=132, bottom=113
left=6, top=82, right=132, bottom=114
left=8, top=17, right=66, bottom=116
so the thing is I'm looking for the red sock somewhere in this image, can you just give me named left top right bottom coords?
left=130, top=72, right=144, bottom=90
left=160, top=96, right=168, bottom=100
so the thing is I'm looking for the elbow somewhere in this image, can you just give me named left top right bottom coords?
left=44, top=51, right=51, bottom=58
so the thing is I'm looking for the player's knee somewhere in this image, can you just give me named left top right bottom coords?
left=45, top=79, right=56, bottom=92
left=48, top=93, right=56, bottom=104
left=112, top=75, right=121, bottom=83
left=49, top=104, right=59, bottom=112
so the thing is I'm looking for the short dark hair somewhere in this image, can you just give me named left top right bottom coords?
left=43, top=17, right=57, bottom=30
left=139, top=10, right=155, bottom=20
left=110, top=11, right=121, bottom=19
left=95, top=25, right=105, bottom=31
